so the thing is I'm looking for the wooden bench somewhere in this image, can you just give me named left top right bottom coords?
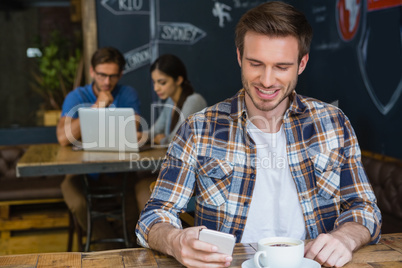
left=0, top=145, right=69, bottom=255
left=361, top=150, right=402, bottom=234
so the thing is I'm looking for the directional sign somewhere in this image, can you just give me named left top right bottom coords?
left=101, top=0, right=149, bottom=15
left=158, top=22, right=206, bottom=45
left=104, top=0, right=207, bottom=73
left=123, top=44, right=151, bottom=74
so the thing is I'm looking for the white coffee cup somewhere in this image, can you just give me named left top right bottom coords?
left=253, top=237, right=304, bottom=268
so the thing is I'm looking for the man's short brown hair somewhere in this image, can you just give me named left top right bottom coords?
left=235, top=1, right=313, bottom=63
left=91, top=47, right=126, bottom=72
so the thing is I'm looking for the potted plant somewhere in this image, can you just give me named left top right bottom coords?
left=31, top=30, right=82, bottom=126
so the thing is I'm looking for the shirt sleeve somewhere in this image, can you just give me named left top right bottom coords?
left=61, top=90, right=86, bottom=118
left=334, top=114, right=382, bottom=244
left=161, top=94, right=207, bottom=145
left=150, top=104, right=170, bottom=137
left=135, top=120, right=197, bottom=248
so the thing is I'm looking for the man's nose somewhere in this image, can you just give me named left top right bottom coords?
left=260, top=68, right=275, bottom=87
left=104, top=76, right=112, bottom=83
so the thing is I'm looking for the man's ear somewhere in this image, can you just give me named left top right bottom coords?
left=298, top=54, right=309, bottom=75
left=236, top=48, right=242, bottom=67
left=89, top=66, right=95, bottom=79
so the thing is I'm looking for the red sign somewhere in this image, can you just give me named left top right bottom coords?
left=337, top=0, right=361, bottom=41
left=367, top=0, right=401, bottom=11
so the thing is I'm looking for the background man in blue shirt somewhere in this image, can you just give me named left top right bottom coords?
left=57, top=47, right=140, bottom=146
left=57, top=47, right=141, bottom=249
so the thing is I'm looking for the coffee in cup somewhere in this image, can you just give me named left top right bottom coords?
left=264, top=242, right=298, bottom=247
left=254, top=237, right=304, bottom=268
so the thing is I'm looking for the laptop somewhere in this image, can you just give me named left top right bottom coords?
left=78, top=107, right=142, bottom=152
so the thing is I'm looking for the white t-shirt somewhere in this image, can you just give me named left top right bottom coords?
left=241, top=122, right=306, bottom=243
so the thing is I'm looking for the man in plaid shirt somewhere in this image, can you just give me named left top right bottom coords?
left=136, top=2, right=381, bottom=267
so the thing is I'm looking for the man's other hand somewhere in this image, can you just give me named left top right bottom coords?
left=304, top=222, right=371, bottom=267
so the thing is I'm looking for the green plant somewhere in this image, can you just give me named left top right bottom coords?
left=31, top=31, right=82, bottom=110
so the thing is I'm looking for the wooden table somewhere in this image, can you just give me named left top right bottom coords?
left=16, top=143, right=167, bottom=177
left=0, top=233, right=401, bottom=267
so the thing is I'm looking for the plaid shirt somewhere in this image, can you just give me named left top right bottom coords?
left=136, top=89, right=381, bottom=247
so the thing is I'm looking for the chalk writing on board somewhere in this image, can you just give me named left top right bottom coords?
left=124, top=44, right=151, bottom=74
left=314, top=42, right=341, bottom=50
left=212, top=2, right=232, bottom=28
left=232, top=0, right=265, bottom=8
left=311, top=5, right=327, bottom=23
left=115, top=0, right=206, bottom=73
left=101, top=0, right=149, bottom=15
left=310, top=4, right=336, bottom=50
left=312, top=5, right=326, bottom=13
left=159, top=23, right=206, bottom=45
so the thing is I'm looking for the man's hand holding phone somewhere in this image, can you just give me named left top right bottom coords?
left=167, top=226, right=234, bottom=268
left=198, top=228, right=236, bottom=255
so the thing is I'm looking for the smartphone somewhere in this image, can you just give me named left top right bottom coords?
left=198, top=229, right=236, bottom=255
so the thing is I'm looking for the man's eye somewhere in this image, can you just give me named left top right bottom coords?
left=100, top=73, right=107, bottom=78
left=250, top=62, right=261, bottom=67
left=277, top=66, right=288, bottom=71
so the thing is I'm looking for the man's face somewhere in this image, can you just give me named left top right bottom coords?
left=90, top=63, right=122, bottom=93
left=237, top=32, right=308, bottom=119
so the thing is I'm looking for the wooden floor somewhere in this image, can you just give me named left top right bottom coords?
left=0, top=201, right=78, bottom=255
left=0, top=200, right=132, bottom=255
left=0, top=228, right=75, bottom=255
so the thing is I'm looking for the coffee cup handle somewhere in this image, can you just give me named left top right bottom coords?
left=254, top=251, right=269, bottom=268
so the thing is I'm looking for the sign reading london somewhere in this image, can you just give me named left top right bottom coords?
left=124, top=44, right=152, bottom=74
left=100, top=0, right=206, bottom=74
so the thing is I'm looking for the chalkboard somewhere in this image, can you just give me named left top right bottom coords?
left=95, top=0, right=402, bottom=159
left=96, top=0, right=258, bottom=121
left=294, top=1, right=402, bottom=159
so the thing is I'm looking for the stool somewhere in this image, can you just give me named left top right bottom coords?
left=67, top=210, right=83, bottom=252
left=83, top=174, right=131, bottom=252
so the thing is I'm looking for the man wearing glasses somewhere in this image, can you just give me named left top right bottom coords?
left=57, top=47, right=141, bottom=249
left=57, top=46, right=140, bottom=145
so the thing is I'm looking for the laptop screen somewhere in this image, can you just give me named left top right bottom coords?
left=78, top=107, right=139, bottom=152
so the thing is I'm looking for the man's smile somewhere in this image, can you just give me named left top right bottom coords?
left=254, top=84, right=281, bottom=99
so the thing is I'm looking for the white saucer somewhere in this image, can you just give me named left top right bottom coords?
left=241, top=258, right=320, bottom=268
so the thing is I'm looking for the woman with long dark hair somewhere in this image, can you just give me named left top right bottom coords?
left=134, top=54, right=207, bottom=212
left=148, top=54, right=207, bottom=145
